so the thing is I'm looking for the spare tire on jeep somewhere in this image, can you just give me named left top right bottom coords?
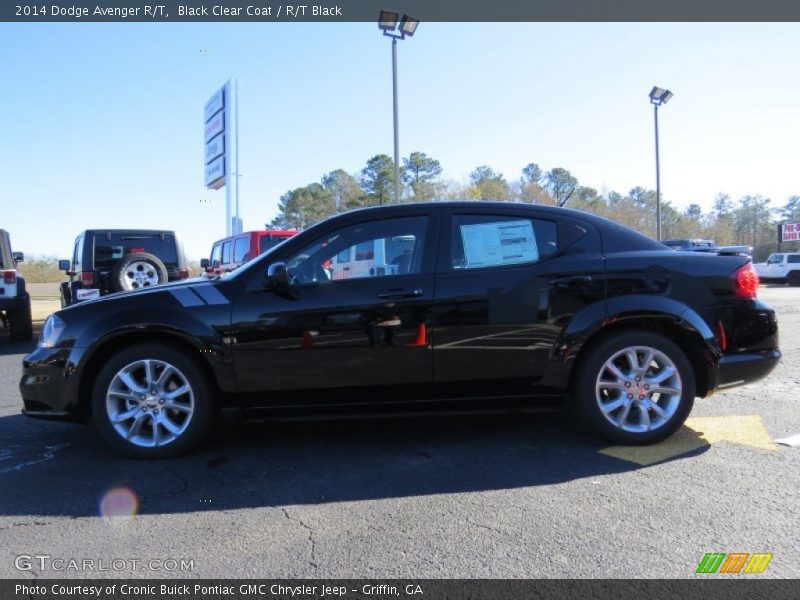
left=111, top=252, right=168, bottom=292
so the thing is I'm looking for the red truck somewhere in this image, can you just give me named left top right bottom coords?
left=202, top=229, right=298, bottom=275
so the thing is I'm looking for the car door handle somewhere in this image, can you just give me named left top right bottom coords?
left=548, top=275, right=593, bottom=286
left=378, top=289, right=423, bottom=300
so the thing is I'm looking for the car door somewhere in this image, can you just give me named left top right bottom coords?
left=432, top=207, right=605, bottom=404
left=229, top=211, right=438, bottom=408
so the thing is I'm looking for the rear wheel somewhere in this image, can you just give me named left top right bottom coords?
left=788, top=271, right=800, bottom=287
left=92, top=343, right=213, bottom=458
left=575, top=331, right=695, bottom=445
left=8, top=298, right=33, bottom=341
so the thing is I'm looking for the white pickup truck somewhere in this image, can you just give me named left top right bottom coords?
left=0, top=229, right=33, bottom=341
left=755, top=252, right=800, bottom=286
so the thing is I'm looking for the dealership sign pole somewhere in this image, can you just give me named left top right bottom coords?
left=204, top=80, right=240, bottom=236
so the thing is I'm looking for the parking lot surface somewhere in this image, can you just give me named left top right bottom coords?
left=1, top=287, right=798, bottom=578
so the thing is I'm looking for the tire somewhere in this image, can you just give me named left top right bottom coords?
left=8, top=297, right=33, bottom=341
left=788, top=272, right=800, bottom=287
left=574, top=330, right=695, bottom=445
left=111, top=252, right=168, bottom=292
left=92, top=343, right=213, bottom=458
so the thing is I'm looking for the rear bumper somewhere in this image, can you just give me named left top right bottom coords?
left=0, top=292, right=29, bottom=311
left=715, top=349, right=781, bottom=391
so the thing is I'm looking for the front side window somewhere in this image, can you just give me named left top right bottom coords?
left=285, top=216, right=428, bottom=285
left=767, top=254, right=784, bottom=264
left=210, top=244, right=222, bottom=266
left=450, top=215, right=558, bottom=270
left=222, top=241, right=232, bottom=265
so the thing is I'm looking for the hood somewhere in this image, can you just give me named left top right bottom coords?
left=59, top=277, right=226, bottom=313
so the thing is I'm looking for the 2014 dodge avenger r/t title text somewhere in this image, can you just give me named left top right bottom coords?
left=19, top=202, right=780, bottom=458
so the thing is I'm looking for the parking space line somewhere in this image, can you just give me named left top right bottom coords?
left=599, top=415, right=775, bottom=466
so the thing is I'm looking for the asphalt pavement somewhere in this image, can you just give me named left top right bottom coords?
left=0, top=287, right=798, bottom=579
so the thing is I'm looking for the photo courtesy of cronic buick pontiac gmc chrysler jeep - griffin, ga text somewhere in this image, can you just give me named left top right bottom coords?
left=19, top=203, right=780, bottom=458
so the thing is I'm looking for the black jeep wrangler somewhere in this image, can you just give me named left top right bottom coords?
left=59, top=230, right=189, bottom=307
left=0, top=229, right=33, bottom=341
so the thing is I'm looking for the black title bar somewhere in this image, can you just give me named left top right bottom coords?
left=3, top=580, right=799, bottom=600
left=4, top=0, right=800, bottom=22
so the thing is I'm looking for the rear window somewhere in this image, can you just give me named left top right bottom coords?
left=93, top=233, right=177, bottom=268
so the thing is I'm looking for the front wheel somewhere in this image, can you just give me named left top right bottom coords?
left=574, top=331, right=695, bottom=445
left=92, top=343, right=213, bottom=458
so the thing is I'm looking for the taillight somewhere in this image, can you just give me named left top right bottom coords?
left=177, top=268, right=190, bottom=279
left=3, top=270, right=15, bottom=284
left=731, top=263, right=759, bottom=299
left=80, top=271, right=95, bottom=287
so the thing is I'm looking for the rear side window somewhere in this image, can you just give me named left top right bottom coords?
left=73, top=236, right=85, bottom=270
left=94, top=234, right=178, bottom=268
left=233, top=237, right=249, bottom=262
left=260, top=235, right=289, bottom=254
left=788, top=255, right=800, bottom=264
left=222, top=241, right=232, bottom=264
left=450, top=215, right=558, bottom=270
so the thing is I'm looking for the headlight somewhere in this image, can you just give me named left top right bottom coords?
left=38, top=314, right=66, bottom=348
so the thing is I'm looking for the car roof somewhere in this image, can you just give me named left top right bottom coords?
left=82, top=229, right=178, bottom=235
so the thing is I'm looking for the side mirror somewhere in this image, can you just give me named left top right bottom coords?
left=266, top=262, right=290, bottom=287
left=12, top=252, right=23, bottom=263
left=200, top=258, right=210, bottom=269
left=58, top=259, right=71, bottom=271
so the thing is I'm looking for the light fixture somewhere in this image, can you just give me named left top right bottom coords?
left=399, top=15, right=419, bottom=37
left=378, top=10, right=399, bottom=31
left=649, top=86, right=673, bottom=105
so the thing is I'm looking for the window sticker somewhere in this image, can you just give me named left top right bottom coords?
left=460, top=219, right=539, bottom=269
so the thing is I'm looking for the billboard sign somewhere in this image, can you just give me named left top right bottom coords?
left=205, top=135, right=225, bottom=164
left=782, top=222, right=800, bottom=242
left=204, top=83, right=227, bottom=189
left=204, top=111, right=224, bottom=143
left=205, top=156, right=225, bottom=189
left=205, top=88, right=224, bottom=122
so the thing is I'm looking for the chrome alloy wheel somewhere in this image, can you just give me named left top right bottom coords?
left=106, top=359, right=195, bottom=448
left=595, top=345, right=682, bottom=433
left=124, top=261, right=159, bottom=289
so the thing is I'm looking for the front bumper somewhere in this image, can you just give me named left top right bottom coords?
left=19, top=346, right=85, bottom=421
left=715, top=349, right=782, bottom=391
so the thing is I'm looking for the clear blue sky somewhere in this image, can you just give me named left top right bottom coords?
left=1, top=22, right=799, bottom=260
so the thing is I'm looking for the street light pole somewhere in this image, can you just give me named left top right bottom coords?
left=391, top=37, right=400, bottom=205
left=653, top=102, right=661, bottom=241
left=649, top=86, right=673, bottom=241
left=378, top=10, right=419, bottom=205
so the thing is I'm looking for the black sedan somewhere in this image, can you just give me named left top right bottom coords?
left=20, top=202, right=780, bottom=458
